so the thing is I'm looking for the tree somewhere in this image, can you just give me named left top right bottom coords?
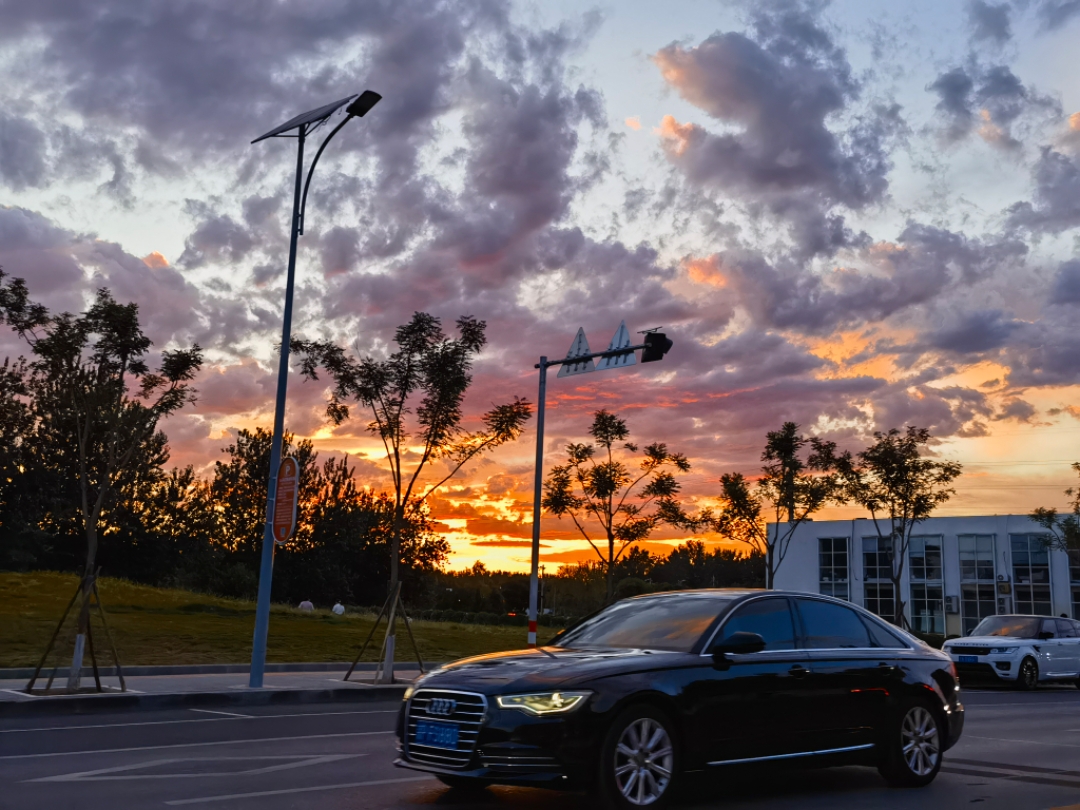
left=1030, top=462, right=1080, bottom=571
left=542, top=409, right=701, bottom=601
left=293, top=312, right=531, bottom=593
left=0, top=271, right=203, bottom=686
left=714, top=422, right=848, bottom=588
left=844, top=426, right=962, bottom=628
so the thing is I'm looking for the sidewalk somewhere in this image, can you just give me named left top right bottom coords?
left=0, top=663, right=423, bottom=717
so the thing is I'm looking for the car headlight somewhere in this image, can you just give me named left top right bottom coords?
left=403, top=685, right=416, bottom=701
left=495, top=691, right=592, bottom=715
left=989, top=647, right=1016, bottom=655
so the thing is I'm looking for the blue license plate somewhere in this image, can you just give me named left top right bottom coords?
left=415, top=720, right=459, bottom=749
left=959, top=655, right=978, bottom=663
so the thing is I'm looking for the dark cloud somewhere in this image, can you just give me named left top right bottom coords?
left=927, top=309, right=1022, bottom=354
left=1050, top=258, right=1080, bottom=303
left=968, top=1, right=1012, bottom=43
left=1006, top=148, right=1080, bottom=233
left=653, top=5, right=897, bottom=211
left=996, top=397, right=1037, bottom=422
left=1034, top=0, right=1080, bottom=31
left=0, top=113, right=46, bottom=190
left=712, top=223, right=1026, bottom=334
left=928, top=63, right=1056, bottom=149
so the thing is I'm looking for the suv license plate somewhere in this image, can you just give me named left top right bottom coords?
left=959, top=655, right=978, bottom=663
left=415, top=720, right=459, bottom=749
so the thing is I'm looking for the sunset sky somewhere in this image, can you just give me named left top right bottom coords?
left=3, top=0, right=1080, bottom=572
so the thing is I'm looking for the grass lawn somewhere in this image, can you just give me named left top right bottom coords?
left=0, top=572, right=542, bottom=668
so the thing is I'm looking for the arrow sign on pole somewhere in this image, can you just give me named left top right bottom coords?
left=596, top=320, right=636, bottom=371
left=557, top=327, right=596, bottom=378
left=272, top=457, right=300, bottom=544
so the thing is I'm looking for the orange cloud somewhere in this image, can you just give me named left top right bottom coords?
left=684, top=255, right=726, bottom=287
left=142, top=251, right=169, bottom=268
left=625, top=116, right=642, bottom=130
left=655, top=115, right=697, bottom=156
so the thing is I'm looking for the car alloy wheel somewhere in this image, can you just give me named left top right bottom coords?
left=900, top=706, right=940, bottom=777
left=1016, top=657, right=1039, bottom=690
left=609, top=713, right=675, bottom=807
left=879, top=700, right=944, bottom=788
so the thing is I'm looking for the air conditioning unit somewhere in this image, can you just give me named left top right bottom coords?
left=944, top=595, right=959, bottom=614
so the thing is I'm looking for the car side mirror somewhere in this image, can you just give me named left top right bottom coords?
left=1037, top=631, right=1055, bottom=640
left=712, top=631, right=766, bottom=660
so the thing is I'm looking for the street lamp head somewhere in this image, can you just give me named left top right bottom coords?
left=346, top=90, right=382, bottom=118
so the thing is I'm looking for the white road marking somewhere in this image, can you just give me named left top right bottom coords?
left=0, top=689, right=37, bottom=699
left=188, top=709, right=250, bottom=718
left=28, top=754, right=364, bottom=782
left=967, top=734, right=1080, bottom=749
left=0, top=730, right=393, bottom=760
left=0, top=708, right=398, bottom=734
left=164, top=776, right=433, bottom=805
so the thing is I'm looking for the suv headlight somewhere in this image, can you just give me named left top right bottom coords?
left=989, top=647, right=1016, bottom=655
left=495, top=691, right=592, bottom=715
left=403, top=685, right=416, bottom=701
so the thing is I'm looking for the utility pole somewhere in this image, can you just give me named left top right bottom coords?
left=526, top=324, right=673, bottom=647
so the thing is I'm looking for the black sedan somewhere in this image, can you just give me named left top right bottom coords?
left=394, top=589, right=964, bottom=808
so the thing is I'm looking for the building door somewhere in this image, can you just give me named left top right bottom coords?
left=959, top=534, right=997, bottom=636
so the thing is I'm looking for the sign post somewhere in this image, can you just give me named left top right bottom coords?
left=526, top=324, right=673, bottom=647
left=273, top=457, right=300, bottom=544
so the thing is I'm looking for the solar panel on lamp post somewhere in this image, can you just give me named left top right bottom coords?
left=247, top=90, right=381, bottom=689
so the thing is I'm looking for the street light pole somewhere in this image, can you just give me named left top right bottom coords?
left=526, top=357, right=548, bottom=647
left=248, top=128, right=305, bottom=689
left=248, top=91, right=381, bottom=688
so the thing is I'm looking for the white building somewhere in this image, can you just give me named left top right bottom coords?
left=770, top=515, right=1080, bottom=637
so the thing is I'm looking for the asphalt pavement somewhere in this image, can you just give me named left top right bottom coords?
left=2, top=688, right=1080, bottom=810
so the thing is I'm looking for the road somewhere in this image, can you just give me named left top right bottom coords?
left=3, top=689, right=1080, bottom=810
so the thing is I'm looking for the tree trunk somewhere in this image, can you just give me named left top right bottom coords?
left=378, top=504, right=405, bottom=685
left=890, top=533, right=908, bottom=629
left=68, top=517, right=99, bottom=690
left=606, top=533, right=615, bottom=603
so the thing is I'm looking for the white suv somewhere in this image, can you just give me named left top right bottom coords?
left=943, top=615, right=1080, bottom=690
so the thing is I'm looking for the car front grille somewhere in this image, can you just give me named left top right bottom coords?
left=950, top=646, right=992, bottom=656
left=956, top=662, right=1002, bottom=681
left=404, top=689, right=486, bottom=770
left=480, top=752, right=560, bottom=772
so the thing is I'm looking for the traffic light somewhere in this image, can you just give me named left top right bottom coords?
left=641, top=331, right=673, bottom=363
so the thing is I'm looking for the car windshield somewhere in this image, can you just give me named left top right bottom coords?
left=970, top=616, right=1042, bottom=638
left=554, top=596, right=731, bottom=652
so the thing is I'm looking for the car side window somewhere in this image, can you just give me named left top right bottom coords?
left=1057, top=619, right=1077, bottom=638
left=861, top=615, right=907, bottom=648
left=717, top=598, right=796, bottom=651
left=795, top=598, right=872, bottom=649
left=1041, top=619, right=1058, bottom=638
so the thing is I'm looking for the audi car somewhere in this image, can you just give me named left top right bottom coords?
left=394, top=589, right=964, bottom=808
left=943, top=615, right=1080, bottom=689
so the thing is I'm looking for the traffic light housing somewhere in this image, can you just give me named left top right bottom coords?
left=641, top=331, right=673, bottom=363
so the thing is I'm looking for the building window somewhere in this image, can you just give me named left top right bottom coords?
left=1010, top=534, right=1052, bottom=616
left=959, top=534, right=996, bottom=636
left=863, top=537, right=895, bottom=620
left=909, top=536, right=944, bottom=634
left=819, top=538, right=849, bottom=600
left=1070, top=549, right=1080, bottom=621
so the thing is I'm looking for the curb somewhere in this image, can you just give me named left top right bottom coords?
left=0, top=683, right=408, bottom=718
left=0, top=661, right=441, bottom=680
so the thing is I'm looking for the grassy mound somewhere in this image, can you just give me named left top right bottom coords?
left=0, top=572, right=540, bottom=668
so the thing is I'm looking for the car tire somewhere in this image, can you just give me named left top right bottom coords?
left=435, top=774, right=488, bottom=791
left=878, top=700, right=944, bottom=788
left=600, top=704, right=679, bottom=809
left=1015, top=657, right=1039, bottom=691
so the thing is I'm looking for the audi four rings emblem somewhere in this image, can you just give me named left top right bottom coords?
left=426, top=698, right=457, bottom=716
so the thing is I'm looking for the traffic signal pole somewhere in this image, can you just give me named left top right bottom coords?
left=526, top=341, right=653, bottom=648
